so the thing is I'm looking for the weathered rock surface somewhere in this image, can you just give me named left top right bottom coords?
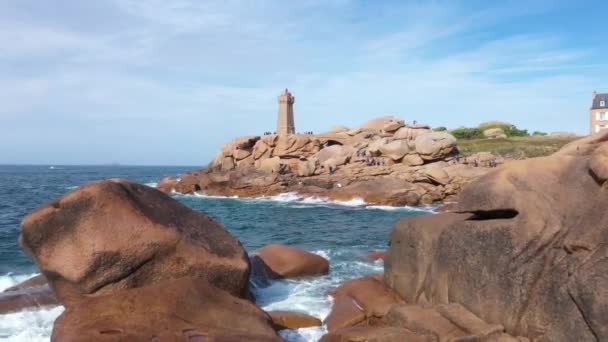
left=385, top=130, right=608, bottom=341
left=378, top=140, right=409, bottom=161
left=267, top=311, right=322, bottom=330
left=414, top=132, right=457, bottom=160
left=251, top=244, right=329, bottom=279
left=52, top=277, right=282, bottom=342
left=161, top=116, right=495, bottom=206
left=20, top=179, right=250, bottom=306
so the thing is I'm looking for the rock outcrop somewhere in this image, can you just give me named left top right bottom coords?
left=162, top=116, right=494, bottom=206
left=52, top=277, right=282, bottom=341
left=384, top=130, right=608, bottom=341
left=20, top=179, right=251, bottom=306
left=320, top=275, right=524, bottom=341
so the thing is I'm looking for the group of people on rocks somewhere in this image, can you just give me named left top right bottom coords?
left=298, top=131, right=314, bottom=135
left=354, top=149, right=386, bottom=167
left=453, top=155, right=498, bottom=168
left=262, top=131, right=275, bottom=136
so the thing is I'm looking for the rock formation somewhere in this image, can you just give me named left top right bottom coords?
left=20, top=179, right=251, bottom=306
left=163, top=116, right=498, bottom=206
left=52, top=277, right=282, bottom=341
left=384, top=130, right=608, bottom=341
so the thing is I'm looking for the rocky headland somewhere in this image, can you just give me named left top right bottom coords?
left=158, top=116, right=500, bottom=206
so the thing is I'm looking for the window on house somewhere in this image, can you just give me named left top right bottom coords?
left=601, top=100, right=606, bottom=107
left=599, top=125, right=607, bottom=133
left=600, top=112, right=607, bottom=121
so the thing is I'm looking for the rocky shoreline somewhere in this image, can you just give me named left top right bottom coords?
left=158, top=116, right=500, bottom=206
left=1, top=130, right=606, bottom=341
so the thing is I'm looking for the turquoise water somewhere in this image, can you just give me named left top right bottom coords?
left=0, top=165, right=430, bottom=341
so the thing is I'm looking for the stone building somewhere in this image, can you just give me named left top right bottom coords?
left=276, top=88, right=295, bottom=136
left=590, top=91, right=608, bottom=134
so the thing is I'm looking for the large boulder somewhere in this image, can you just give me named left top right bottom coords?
left=20, top=179, right=251, bottom=306
left=378, top=140, right=409, bottom=161
left=251, top=244, right=329, bottom=279
left=233, top=135, right=260, bottom=149
left=483, top=127, right=507, bottom=139
left=52, top=277, right=282, bottom=342
left=253, top=140, right=272, bottom=160
left=297, top=158, right=317, bottom=177
left=360, top=116, right=404, bottom=132
left=385, top=131, right=608, bottom=341
left=316, top=145, right=354, bottom=166
left=414, top=132, right=457, bottom=160
left=393, top=126, right=432, bottom=141
left=402, top=154, right=424, bottom=166
left=259, top=156, right=283, bottom=174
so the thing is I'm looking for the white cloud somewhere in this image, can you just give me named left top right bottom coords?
left=0, top=0, right=604, bottom=164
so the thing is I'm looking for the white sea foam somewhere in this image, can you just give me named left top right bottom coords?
left=253, top=248, right=385, bottom=342
left=0, top=273, right=38, bottom=292
left=144, top=182, right=157, bottom=187
left=0, top=307, right=64, bottom=342
left=0, top=273, right=64, bottom=341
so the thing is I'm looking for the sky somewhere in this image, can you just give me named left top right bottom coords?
left=0, top=0, right=606, bottom=165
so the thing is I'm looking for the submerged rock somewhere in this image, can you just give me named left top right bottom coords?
left=20, top=179, right=250, bottom=306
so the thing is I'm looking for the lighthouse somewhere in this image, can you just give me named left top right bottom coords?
left=276, top=88, right=295, bottom=136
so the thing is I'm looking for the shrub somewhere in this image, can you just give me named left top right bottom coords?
left=533, top=131, right=548, bottom=136
left=433, top=126, right=447, bottom=132
left=451, top=127, right=484, bottom=140
left=504, top=126, right=529, bottom=137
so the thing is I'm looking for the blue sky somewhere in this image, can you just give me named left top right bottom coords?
left=0, top=0, right=606, bottom=165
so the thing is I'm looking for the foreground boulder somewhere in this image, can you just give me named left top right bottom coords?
left=52, top=277, right=282, bottom=342
left=20, top=179, right=250, bottom=306
left=251, top=244, right=329, bottom=280
left=385, top=131, right=608, bottom=341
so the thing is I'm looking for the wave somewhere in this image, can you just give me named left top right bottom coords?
left=0, top=273, right=64, bottom=341
left=252, top=248, right=384, bottom=342
left=177, top=191, right=435, bottom=212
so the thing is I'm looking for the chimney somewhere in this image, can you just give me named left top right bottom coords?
left=593, top=90, right=597, bottom=100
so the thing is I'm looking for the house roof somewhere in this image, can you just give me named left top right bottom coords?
left=592, top=93, right=608, bottom=109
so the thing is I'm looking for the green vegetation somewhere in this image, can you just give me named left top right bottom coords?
left=451, top=123, right=530, bottom=140
left=533, top=131, right=548, bottom=136
left=433, top=126, right=447, bottom=132
left=458, top=136, right=579, bottom=159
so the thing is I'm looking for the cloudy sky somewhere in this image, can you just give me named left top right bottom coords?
left=1, top=0, right=606, bottom=165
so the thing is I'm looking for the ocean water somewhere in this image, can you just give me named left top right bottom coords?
left=0, top=165, right=431, bottom=341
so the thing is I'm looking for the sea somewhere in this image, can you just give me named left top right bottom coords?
left=0, top=165, right=432, bottom=341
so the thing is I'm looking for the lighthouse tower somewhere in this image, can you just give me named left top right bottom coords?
left=276, top=88, right=295, bottom=136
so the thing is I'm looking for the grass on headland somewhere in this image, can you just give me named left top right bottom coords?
left=457, top=136, right=580, bottom=159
